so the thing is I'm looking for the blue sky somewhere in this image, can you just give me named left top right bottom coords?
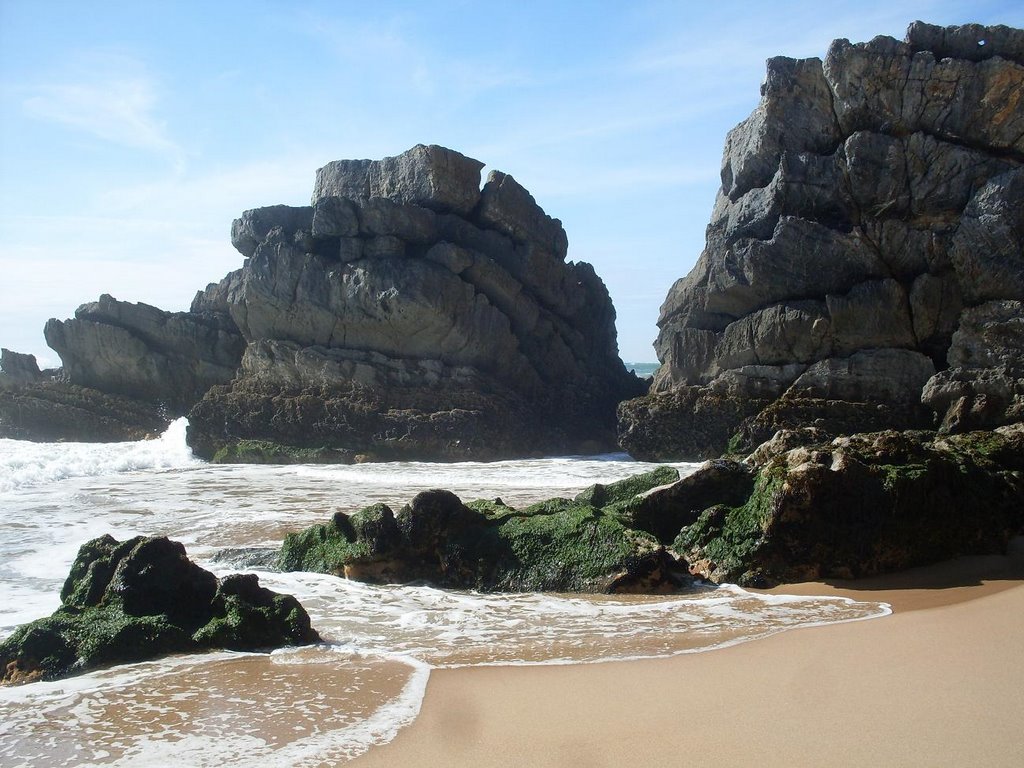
left=2, top=1, right=1021, bottom=367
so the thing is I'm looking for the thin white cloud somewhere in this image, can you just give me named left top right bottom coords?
left=293, top=9, right=531, bottom=102
left=21, top=53, right=184, bottom=167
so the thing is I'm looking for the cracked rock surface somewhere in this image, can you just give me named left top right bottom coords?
left=620, top=22, right=1024, bottom=460
left=186, top=145, right=644, bottom=461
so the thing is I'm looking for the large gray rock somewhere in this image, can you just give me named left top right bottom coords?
left=621, top=22, right=1024, bottom=460
left=187, top=146, right=644, bottom=461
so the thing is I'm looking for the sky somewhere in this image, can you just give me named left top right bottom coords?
left=1, top=1, right=1022, bottom=367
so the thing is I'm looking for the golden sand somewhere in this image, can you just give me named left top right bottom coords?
left=352, top=544, right=1024, bottom=767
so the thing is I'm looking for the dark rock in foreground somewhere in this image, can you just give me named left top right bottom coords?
left=673, top=423, right=1024, bottom=586
left=0, top=536, right=319, bottom=685
left=620, top=22, right=1024, bottom=460
left=278, top=466, right=683, bottom=593
left=276, top=421, right=1024, bottom=592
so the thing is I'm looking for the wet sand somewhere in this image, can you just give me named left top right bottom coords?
left=352, top=543, right=1024, bottom=767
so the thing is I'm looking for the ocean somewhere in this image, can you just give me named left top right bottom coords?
left=625, top=362, right=659, bottom=379
left=0, top=419, right=889, bottom=766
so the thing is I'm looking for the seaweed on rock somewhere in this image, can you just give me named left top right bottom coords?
left=0, top=536, right=319, bottom=686
left=278, top=467, right=685, bottom=593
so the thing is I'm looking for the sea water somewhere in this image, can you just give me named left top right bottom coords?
left=0, top=420, right=889, bottom=767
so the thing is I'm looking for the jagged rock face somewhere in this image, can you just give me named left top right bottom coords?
left=621, top=22, right=1024, bottom=460
left=189, top=144, right=643, bottom=460
left=44, top=294, right=245, bottom=413
left=0, top=349, right=43, bottom=385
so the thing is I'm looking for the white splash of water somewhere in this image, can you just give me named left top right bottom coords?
left=0, top=417, right=201, bottom=492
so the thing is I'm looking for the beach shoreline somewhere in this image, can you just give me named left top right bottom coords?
left=351, top=544, right=1024, bottom=767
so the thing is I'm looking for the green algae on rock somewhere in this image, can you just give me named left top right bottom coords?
left=0, top=536, right=319, bottom=686
left=675, top=424, right=1024, bottom=586
left=210, top=438, right=355, bottom=464
left=279, top=468, right=684, bottom=593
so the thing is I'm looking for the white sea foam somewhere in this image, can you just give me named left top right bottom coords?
left=0, top=417, right=201, bottom=492
left=250, top=571, right=890, bottom=668
left=0, top=427, right=890, bottom=764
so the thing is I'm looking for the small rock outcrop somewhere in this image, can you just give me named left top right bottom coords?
left=278, top=466, right=683, bottom=593
left=187, top=144, right=644, bottom=461
left=0, top=381, right=170, bottom=442
left=0, top=348, right=175, bottom=442
left=669, top=423, right=1024, bottom=586
left=0, top=535, right=319, bottom=685
left=619, top=22, right=1024, bottom=460
left=0, top=349, right=45, bottom=385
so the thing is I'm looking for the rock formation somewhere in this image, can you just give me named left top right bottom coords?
left=278, top=466, right=683, bottom=593
left=26, top=145, right=641, bottom=456
left=0, top=380, right=170, bottom=442
left=0, top=535, right=319, bottom=685
left=186, top=144, right=645, bottom=461
left=0, top=348, right=171, bottom=441
left=619, top=22, right=1024, bottom=460
left=669, top=424, right=1024, bottom=586
left=44, top=293, right=245, bottom=412
left=0, top=348, right=45, bottom=384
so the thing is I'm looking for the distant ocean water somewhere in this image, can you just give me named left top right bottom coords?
left=0, top=420, right=889, bottom=766
left=625, top=361, right=659, bottom=378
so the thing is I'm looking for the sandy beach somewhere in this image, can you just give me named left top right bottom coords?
left=353, top=542, right=1024, bottom=767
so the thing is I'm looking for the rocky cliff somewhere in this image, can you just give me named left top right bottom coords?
left=619, top=21, right=1024, bottom=460
left=186, top=144, right=644, bottom=460
left=23, top=145, right=642, bottom=457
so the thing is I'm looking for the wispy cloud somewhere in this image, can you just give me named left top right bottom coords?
left=21, top=52, right=184, bottom=168
left=293, top=9, right=531, bottom=102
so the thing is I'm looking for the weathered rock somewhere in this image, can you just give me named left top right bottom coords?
left=617, top=385, right=771, bottom=461
left=922, top=300, right=1024, bottom=431
left=278, top=470, right=685, bottom=593
left=0, top=382, right=170, bottom=442
left=189, top=146, right=644, bottom=461
left=312, top=144, right=485, bottom=217
left=620, top=22, right=1024, bottom=460
left=231, top=205, right=314, bottom=259
left=787, top=349, right=936, bottom=405
left=0, top=536, right=319, bottom=685
left=735, top=395, right=932, bottom=453
left=0, top=349, right=44, bottom=385
left=672, top=426, right=1024, bottom=586
left=616, top=460, right=755, bottom=543
left=45, top=294, right=245, bottom=413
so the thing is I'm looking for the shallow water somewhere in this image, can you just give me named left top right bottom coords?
left=0, top=420, right=889, bottom=766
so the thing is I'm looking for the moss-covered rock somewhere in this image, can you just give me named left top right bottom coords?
left=210, top=439, right=355, bottom=464
left=674, top=425, right=1024, bottom=586
left=278, top=472, right=686, bottom=593
left=613, top=459, right=755, bottom=543
left=1, top=536, right=319, bottom=686
left=573, top=465, right=679, bottom=508
left=488, top=498, right=673, bottom=592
